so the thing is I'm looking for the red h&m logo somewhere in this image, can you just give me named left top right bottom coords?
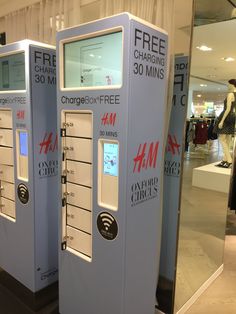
left=133, top=141, right=159, bottom=173
left=39, top=132, right=58, bottom=154
left=101, top=112, right=116, bottom=126
left=166, top=134, right=181, bottom=156
left=17, top=110, right=25, bottom=120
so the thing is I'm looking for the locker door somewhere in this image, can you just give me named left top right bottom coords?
left=0, top=109, right=16, bottom=220
left=61, top=111, right=93, bottom=260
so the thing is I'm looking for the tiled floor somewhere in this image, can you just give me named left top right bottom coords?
left=175, top=140, right=236, bottom=314
left=186, top=236, right=236, bottom=314
left=174, top=142, right=228, bottom=311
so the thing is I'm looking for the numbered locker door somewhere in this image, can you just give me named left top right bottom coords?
left=0, top=109, right=15, bottom=220
left=63, top=112, right=93, bottom=259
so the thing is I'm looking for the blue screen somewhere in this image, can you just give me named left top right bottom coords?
left=19, top=132, right=28, bottom=156
left=103, top=143, right=118, bottom=176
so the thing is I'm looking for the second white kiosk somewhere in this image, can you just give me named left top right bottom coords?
left=57, top=13, right=168, bottom=314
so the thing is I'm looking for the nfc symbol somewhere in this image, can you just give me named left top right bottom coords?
left=100, top=213, right=114, bottom=231
left=17, top=183, right=29, bottom=204
left=19, top=185, right=27, bottom=197
left=97, top=212, right=118, bottom=241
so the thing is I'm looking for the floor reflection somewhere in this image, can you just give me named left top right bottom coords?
left=174, top=140, right=228, bottom=312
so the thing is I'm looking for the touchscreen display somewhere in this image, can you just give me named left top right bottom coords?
left=19, top=132, right=28, bottom=156
left=0, top=53, right=25, bottom=91
left=64, top=31, right=122, bottom=88
left=103, top=143, right=118, bottom=177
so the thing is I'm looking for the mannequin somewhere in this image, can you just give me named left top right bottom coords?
left=214, top=79, right=236, bottom=168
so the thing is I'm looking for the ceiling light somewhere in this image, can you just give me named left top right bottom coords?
left=200, top=84, right=207, bottom=87
left=207, top=74, right=217, bottom=78
left=196, top=45, right=212, bottom=52
left=197, top=94, right=202, bottom=97
left=221, top=57, right=235, bottom=62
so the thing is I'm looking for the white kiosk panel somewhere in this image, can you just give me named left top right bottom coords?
left=0, top=41, right=58, bottom=293
left=57, top=13, right=168, bottom=314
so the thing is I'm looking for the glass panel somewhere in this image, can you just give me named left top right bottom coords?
left=64, top=31, right=122, bottom=88
left=156, top=0, right=194, bottom=312
left=0, top=53, right=25, bottom=91
left=174, top=17, right=235, bottom=313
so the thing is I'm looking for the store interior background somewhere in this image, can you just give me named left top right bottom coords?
left=174, top=0, right=236, bottom=313
left=0, top=0, right=235, bottom=314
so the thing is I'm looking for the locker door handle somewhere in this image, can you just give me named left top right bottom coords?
left=63, top=169, right=74, bottom=175
left=67, top=213, right=75, bottom=219
left=63, top=146, right=74, bottom=151
left=0, top=186, right=4, bottom=191
left=64, top=191, right=74, bottom=197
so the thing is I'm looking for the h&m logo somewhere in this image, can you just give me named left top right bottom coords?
left=166, top=134, right=181, bottom=156
left=101, top=112, right=116, bottom=126
left=133, top=141, right=159, bottom=173
left=39, top=132, right=58, bottom=154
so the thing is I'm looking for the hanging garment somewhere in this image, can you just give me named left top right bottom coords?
left=193, top=120, right=208, bottom=145
left=187, top=121, right=195, bottom=143
left=185, top=120, right=190, bottom=151
left=208, top=119, right=218, bottom=140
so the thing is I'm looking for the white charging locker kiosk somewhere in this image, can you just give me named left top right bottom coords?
left=0, top=40, right=58, bottom=292
left=57, top=13, right=168, bottom=314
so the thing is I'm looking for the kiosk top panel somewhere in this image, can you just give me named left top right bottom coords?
left=0, top=40, right=55, bottom=93
left=57, top=13, right=168, bottom=92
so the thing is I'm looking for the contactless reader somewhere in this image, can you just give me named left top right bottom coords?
left=57, top=13, right=168, bottom=314
left=0, top=40, right=58, bottom=292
